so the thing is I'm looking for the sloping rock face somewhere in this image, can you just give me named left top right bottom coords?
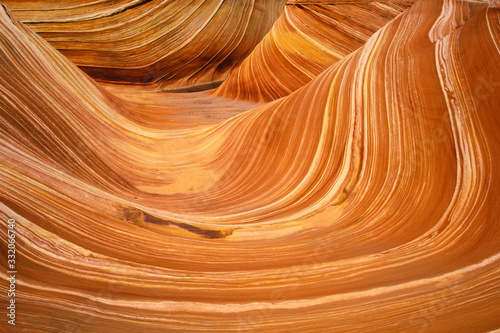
left=2, top=0, right=286, bottom=90
left=214, top=1, right=416, bottom=102
left=1, top=0, right=500, bottom=332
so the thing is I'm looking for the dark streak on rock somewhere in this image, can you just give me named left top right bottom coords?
left=20, top=0, right=154, bottom=24
left=122, top=207, right=233, bottom=239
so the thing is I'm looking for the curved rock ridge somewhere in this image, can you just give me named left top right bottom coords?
left=2, top=0, right=286, bottom=90
left=1, top=0, right=500, bottom=332
left=213, top=1, right=416, bottom=102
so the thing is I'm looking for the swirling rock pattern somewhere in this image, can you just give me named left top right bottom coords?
left=2, top=0, right=286, bottom=91
left=1, top=0, right=500, bottom=332
left=214, top=0, right=416, bottom=102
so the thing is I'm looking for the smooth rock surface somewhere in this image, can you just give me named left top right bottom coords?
left=0, top=0, right=499, bottom=331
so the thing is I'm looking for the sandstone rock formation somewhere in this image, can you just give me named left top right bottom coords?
left=214, top=1, right=416, bottom=102
left=1, top=0, right=499, bottom=331
left=2, top=0, right=286, bottom=90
